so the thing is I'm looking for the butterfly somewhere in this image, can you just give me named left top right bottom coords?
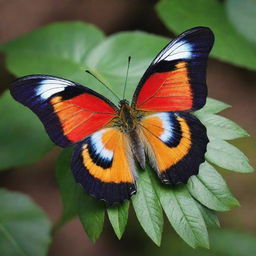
left=10, top=27, right=214, bottom=203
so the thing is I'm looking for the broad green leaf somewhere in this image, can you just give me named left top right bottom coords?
left=226, top=0, right=256, bottom=44
left=206, top=139, right=254, bottom=173
left=0, top=189, right=51, bottom=256
left=78, top=193, right=105, bottom=243
left=0, top=91, right=53, bottom=170
left=0, top=22, right=105, bottom=170
left=187, top=162, right=239, bottom=211
left=132, top=168, right=163, bottom=246
left=1, top=22, right=105, bottom=96
left=152, top=180, right=209, bottom=248
left=55, top=147, right=81, bottom=223
left=1, top=21, right=105, bottom=75
left=156, top=0, right=256, bottom=70
left=56, top=147, right=106, bottom=242
left=194, top=201, right=220, bottom=229
left=196, top=98, right=230, bottom=115
left=196, top=113, right=249, bottom=140
left=107, top=201, right=129, bottom=239
left=85, top=31, right=169, bottom=104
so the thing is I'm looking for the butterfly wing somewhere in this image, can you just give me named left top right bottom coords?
left=10, top=75, right=118, bottom=147
left=72, top=127, right=137, bottom=203
left=132, top=27, right=214, bottom=112
left=139, top=112, right=208, bottom=184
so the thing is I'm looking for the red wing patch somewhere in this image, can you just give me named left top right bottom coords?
left=136, top=62, right=193, bottom=111
left=50, top=93, right=116, bottom=143
left=10, top=75, right=117, bottom=147
left=132, top=27, right=214, bottom=112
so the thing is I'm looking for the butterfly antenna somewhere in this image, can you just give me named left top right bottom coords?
left=122, top=56, right=131, bottom=100
left=85, top=70, right=121, bottom=102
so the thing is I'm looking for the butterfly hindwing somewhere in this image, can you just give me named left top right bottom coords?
left=10, top=75, right=117, bottom=147
left=132, top=27, right=214, bottom=112
left=139, top=112, right=208, bottom=184
left=72, top=127, right=137, bottom=203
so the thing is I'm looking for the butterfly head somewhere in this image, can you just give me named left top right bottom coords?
left=118, top=99, right=129, bottom=108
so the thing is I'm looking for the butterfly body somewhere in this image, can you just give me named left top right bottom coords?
left=10, top=27, right=214, bottom=203
left=117, top=100, right=138, bottom=132
left=115, top=100, right=146, bottom=168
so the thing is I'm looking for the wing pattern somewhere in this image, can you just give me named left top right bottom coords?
left=72, top=127, right=137, bottom=203
left=140, top=112, right=209, bottom=184
left=10, top=75, right=117, bottom=147
left=133, top=27, right=214, bottom=112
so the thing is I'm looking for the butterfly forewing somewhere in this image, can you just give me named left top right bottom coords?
left=10, top=75, right=118, bottom=147
left=132, top=27, right=214, bottom=112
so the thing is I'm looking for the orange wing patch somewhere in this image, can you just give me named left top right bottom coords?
left=141, top=114, right=191, bottom=173
left=139, top=112, right=208, bottom=185
left=136, top=62, right=193, bottom=111
left=72, top=128, right=137, bottom=203
left=50, top=95, right=115, bottom=143
left=81, top=128, right=134, bottom=183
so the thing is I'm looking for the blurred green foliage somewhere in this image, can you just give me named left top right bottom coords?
left=156, top=0, right=256, bottom=70
left=0, top=189, right=51, bottom=256
left=136, top=229, right=256, bottom=256
left=226, top=0, right=256, bottom=44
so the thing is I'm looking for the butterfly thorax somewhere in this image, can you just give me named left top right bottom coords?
left=115, top=99, right=145, bottom=168
left=118, top=100, right=137, bottom=132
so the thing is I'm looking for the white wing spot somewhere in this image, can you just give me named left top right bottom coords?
left=154, top=40, right=192, bottom=63
left=37, top=79, right=70, bottom=99
left=91, top=129, right=114, bottom=161
left=145, top=113, right=173, bottom=143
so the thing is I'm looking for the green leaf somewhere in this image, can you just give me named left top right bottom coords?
left=194, top=202, right=220, bottom=229
left=84, top=31, right=169, bottom=104
left=55, top=147, right=81, bottom=223
left=196, top=113, right=249, bottom=140
left=226, top=0, right=256, bottom=44
left=156, top=0, right=256, bottom=70
left=107, top=201, right=129, bottom=239
left=196, top=98, right=230, bottom=115
left=0, top=91, right=53, bottom=170
left=187, top=162, right=239, bottom=211
left=0, top=189, right=51, bottom=256
left=1, top=21, right=105, bottom=77
left=56, top=147, right=106, bottom=242
left=0, top=22, right=105, bottom=170
left=1, top=22, right=105, bottom=97
left=206, top=139, right=254, bottom=173
left=132, top=168, right=163, bottom=246
left=152, top=179, right=209, bottom=248
left=78, top=193, right=105, bottom=243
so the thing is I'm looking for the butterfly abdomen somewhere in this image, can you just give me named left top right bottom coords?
left=128, top=129, right=146, bottom=169
left=117, top=100, right=146, bottom=168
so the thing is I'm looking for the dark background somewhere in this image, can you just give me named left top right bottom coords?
left=0, top=0, right=255, bottom=255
